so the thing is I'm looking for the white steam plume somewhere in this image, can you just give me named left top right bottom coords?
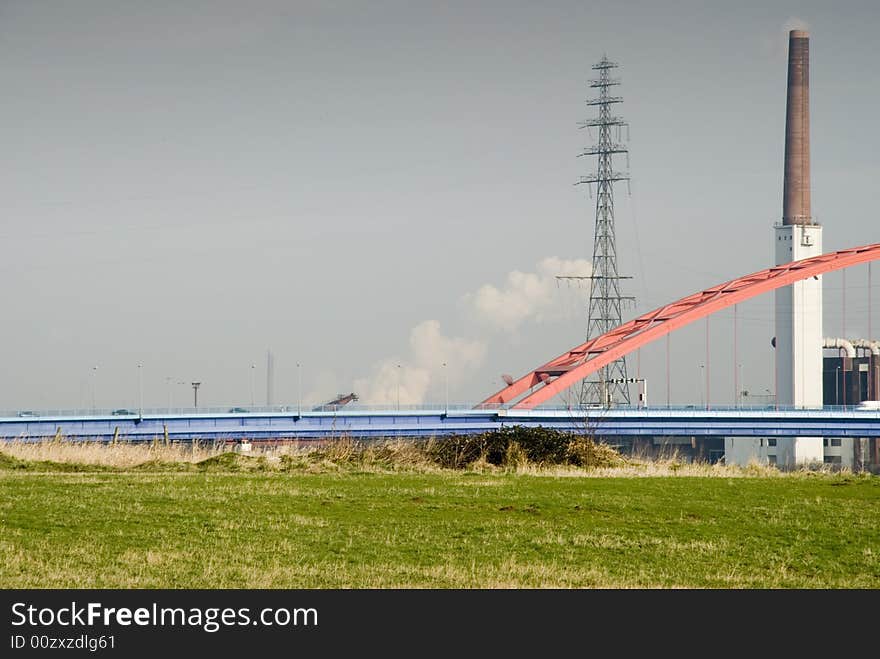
left=354, top=320, right=487, bottom=406
left=782, top=17, right=810, bottom=33
left=763, top=18, right=811, bottom=56
left=463, top=256, right=592, bottom=331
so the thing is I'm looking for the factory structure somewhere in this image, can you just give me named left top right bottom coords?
left=723, top=30, right=878, bottom=470
left=570, top=31, right=878, bottom=471
left=568, top=31, right=879, bottom=471
left=476, top=28, right=879, bottom=471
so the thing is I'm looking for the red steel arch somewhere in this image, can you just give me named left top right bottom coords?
left=480, top=242, right=880, bottom=409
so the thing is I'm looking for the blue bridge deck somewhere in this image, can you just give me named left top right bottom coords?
left=2, top=407, right=880, bottom=442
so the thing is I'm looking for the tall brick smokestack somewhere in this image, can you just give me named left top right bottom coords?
left=772, top=28, right=823, bottom=468
left=783, top=30, right=811, bottom=225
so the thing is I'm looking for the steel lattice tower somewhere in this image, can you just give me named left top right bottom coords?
left=576, top=55, right=634, bottom=407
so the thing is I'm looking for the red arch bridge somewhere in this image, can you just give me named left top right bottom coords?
left=479, top=242, right=880, bottom=409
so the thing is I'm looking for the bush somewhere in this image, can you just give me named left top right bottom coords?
left=503, top=441, right=528, bottom=470
left=427, top=426, right=619, bottom=469
left=565, top=435, right=622, bottom=468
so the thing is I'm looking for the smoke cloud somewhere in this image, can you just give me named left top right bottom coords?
left=351, top=256, right=590, bottom=405
left=782, top=17, right=810, bottom=33
left=463, top=256, right=592, bottom=332
left=353, top=320, right=487, bottom=406
left=761, top=18, right=812, bottom=57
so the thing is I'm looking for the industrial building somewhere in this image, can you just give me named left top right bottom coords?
left=668, top=31, right=879, bottom=471
left=599, top=30, right=879, bottom=472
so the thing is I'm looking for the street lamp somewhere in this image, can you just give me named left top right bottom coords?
left=137, top=363, right=143, bottom=418
left=250, top=364, right=256, bottom=408
left=191, top=382, right=201, bottom=409
left=297, top=362, right=302, bottom=416
left=396, top=364, right=401, bottom=411
left=90, top=366, right=98, bottom=412
left=442, top=362, right=448, bottom=414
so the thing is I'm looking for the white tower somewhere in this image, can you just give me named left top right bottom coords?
left=774, top=30, right=824, bottom=467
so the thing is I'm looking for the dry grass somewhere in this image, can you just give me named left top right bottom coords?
left=1, top=438, right=222, bottom=468
left=0, top=436, right=857, bottom=479
left=511, top=457, right=788, bottom=478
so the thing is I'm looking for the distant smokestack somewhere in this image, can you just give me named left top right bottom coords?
left=783, top=29, right=811, bottom=225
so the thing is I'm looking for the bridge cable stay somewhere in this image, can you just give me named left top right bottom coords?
left=733, top=304, right=738, bottom=407
left=665, top=334, right=670, bottom=407
left=705, top=316, right=710, bottom=410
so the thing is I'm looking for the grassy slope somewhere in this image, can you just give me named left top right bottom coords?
left=1, top=466, right=878, bottom=588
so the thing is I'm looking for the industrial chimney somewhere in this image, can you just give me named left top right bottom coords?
left=783, top=30, right=811, bottom=225
left=773, top=29, right=824, bottom=467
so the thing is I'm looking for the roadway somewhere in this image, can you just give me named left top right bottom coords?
left=2, top=406, right=880, bottom=442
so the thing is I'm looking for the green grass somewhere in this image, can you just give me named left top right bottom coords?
left=2, top=461, right=878, bottom=588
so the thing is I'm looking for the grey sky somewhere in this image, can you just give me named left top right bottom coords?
left=2, top=1, right=878, bottom=410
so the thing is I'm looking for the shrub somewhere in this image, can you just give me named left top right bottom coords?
left=503, top=441, right=528, bottom=470
left=427, top=426, right=620, bottom=469
left=565, top=435, right=622, bottom=468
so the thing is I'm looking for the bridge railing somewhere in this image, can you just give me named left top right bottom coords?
left=1, top=403, right=878, bottom=419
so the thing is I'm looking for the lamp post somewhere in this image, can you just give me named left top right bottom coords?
left=396, top=364, right=401, bottom=411
left=191, top=382, right=201, bottom=409
left=297, top=362, right=302, bottom=416
left=250, top=363, right=256, bottom=408
left=137, top=363, right=143, bottom=418
left=90, top=366, right=98, bottom=413
left=442, top=362, right=448, bottom=414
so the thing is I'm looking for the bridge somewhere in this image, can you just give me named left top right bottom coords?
left=3, top=244, right=879, bottom=449
left=2, top=407, right=880, bottom=443
left=481, top=242, right=880, bottom=408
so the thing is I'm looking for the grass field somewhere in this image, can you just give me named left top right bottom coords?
left=1, top=442, right=879, bottom=589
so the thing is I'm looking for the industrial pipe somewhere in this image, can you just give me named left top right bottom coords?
left=851, top=339, right=880, bottom=357
left=823, top=337, right=855, bottom=358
